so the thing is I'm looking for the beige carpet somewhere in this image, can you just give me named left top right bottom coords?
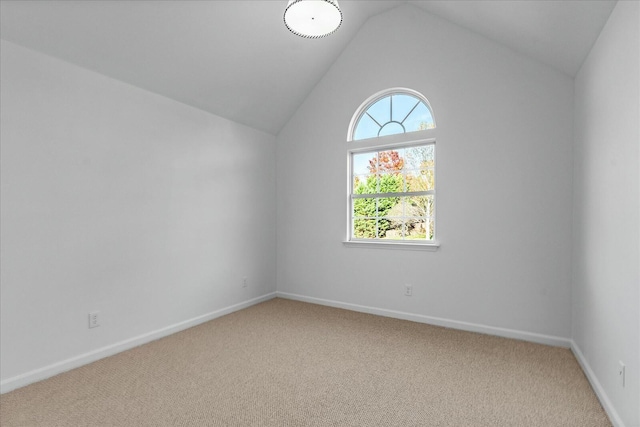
left=1, top=298, right=610, bottom=426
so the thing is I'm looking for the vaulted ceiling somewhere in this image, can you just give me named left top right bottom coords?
left=0, top=1, right=616, bottom=135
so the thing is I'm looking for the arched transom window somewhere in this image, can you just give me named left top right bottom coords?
left=346, top=88, right=438, bottom=249
left=349, top=89, right=435, bottom=141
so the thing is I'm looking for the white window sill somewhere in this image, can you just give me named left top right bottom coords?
left=343, top=240, right=440, bottom=251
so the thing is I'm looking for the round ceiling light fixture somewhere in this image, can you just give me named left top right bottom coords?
left=284, top=0, right=342, bottom=39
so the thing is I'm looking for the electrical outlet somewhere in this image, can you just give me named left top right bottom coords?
left=404, top=284, right=413, bottom=296
left=618, top=361, right=625, bottom=388
left=242, top=277, right=248, bottom=288
left=88, top=311, right=100, bottom=329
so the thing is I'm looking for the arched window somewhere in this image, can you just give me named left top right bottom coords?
left=348, top=88, right=435, bottom=141
left=346, top=88, right=438, bottom=249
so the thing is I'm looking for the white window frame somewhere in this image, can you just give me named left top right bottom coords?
left=344, top=88, right=440, bottom=251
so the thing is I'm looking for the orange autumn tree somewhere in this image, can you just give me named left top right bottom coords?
left=368, top=150, right=404, bottom=174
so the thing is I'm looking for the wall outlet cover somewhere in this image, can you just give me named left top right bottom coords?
left=89, top=311, right=100, bottom=329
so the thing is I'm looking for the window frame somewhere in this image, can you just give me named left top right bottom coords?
left=346, top=134, right=439, bottom=250
left=345, top=88, right=439, bottom=250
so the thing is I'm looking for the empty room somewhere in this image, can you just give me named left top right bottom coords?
left=0, top=1, right=638, bottom=426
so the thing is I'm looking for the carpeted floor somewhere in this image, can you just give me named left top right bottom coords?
left=0, top=298, right=610, bottom=426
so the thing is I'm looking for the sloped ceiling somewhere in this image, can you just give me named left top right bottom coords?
left=0, top=1, right=616, bottom=135
left=409, top=1, right=616, bottom=78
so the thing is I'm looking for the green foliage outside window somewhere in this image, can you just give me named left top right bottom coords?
left=352, top=146, right=435, bottom=240
left=353, top=174, right=402, bottom=238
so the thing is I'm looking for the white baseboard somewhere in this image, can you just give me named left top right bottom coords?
left=571, top=340, right=625, bottom=427
left=0, top=292, right=277, bottom=394
left=276, top=291, right=571, bottom=348
left=3, top=291, right=621, bottom=427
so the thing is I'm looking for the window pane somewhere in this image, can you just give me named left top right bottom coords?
left=378, top=122, right=405, bottom=137
left=379, top=217, right=402, bottom=239
left=354, top=175, right=378, bottom=194
left=376, top=149, right=404, bottom=173
left=388, top=198, right=406, bottom=218
left=404, top=102, right=435, bottom=132
left=367, top=97, right=391, bottom=126
left=406, top=195, right=433, bottom=217
left=376, top=197, right=400, bottom=218
left=405, top=145, right=434, bottom=169
left=351, top=92, right=435, bottom=142
left=378, top=173, right=404, bottom=193
left=405, top=217, right=428, bottom=240
left=425, top=169, right=435, bottom=191
left=353, top=151, right=375, bottom=175
left=353, top=219, right=376, bottom=238
left=353, top=174, right=376, bottom=193
left=350, top=145, right=434, bottom=240
left=353, top=197, right=376, bottom=218
left=354, top=114, right=380, bottom=141
left=392, top=94, right=420, bottom=123
left=377, top=218, right=393, bottom=239
left=406, top=169, right=434, bottom=191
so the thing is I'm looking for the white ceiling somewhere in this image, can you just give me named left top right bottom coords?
left=409, top=1, right=616, bottom=78
left=0, top=0, right=616, bottom=135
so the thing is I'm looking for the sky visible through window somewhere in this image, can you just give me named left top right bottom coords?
left=353, top=93, right=434, bottom=142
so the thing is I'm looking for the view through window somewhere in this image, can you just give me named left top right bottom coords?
left=353, top=93, right=434, bottom=141
left=348, top=89, right=436, bottom=244
left=351, top=144, right=435, bottom=240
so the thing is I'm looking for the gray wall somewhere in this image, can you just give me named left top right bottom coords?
left=276, top=5, right=574, bottom=340
left=572, top=2, right=640, bottom=426
left=3, top=4, right=637, bottom=424
left=0, top=40, right=277, bottom=388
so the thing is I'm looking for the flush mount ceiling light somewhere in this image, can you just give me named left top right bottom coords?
left=284, top=0, right=342, bottom=39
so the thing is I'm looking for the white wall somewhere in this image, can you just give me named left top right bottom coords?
left=0, top=40, right=277, bottom=389
left=572, top=1, right=640, bottom=425
left=276, top=5, right=574, bottom=341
